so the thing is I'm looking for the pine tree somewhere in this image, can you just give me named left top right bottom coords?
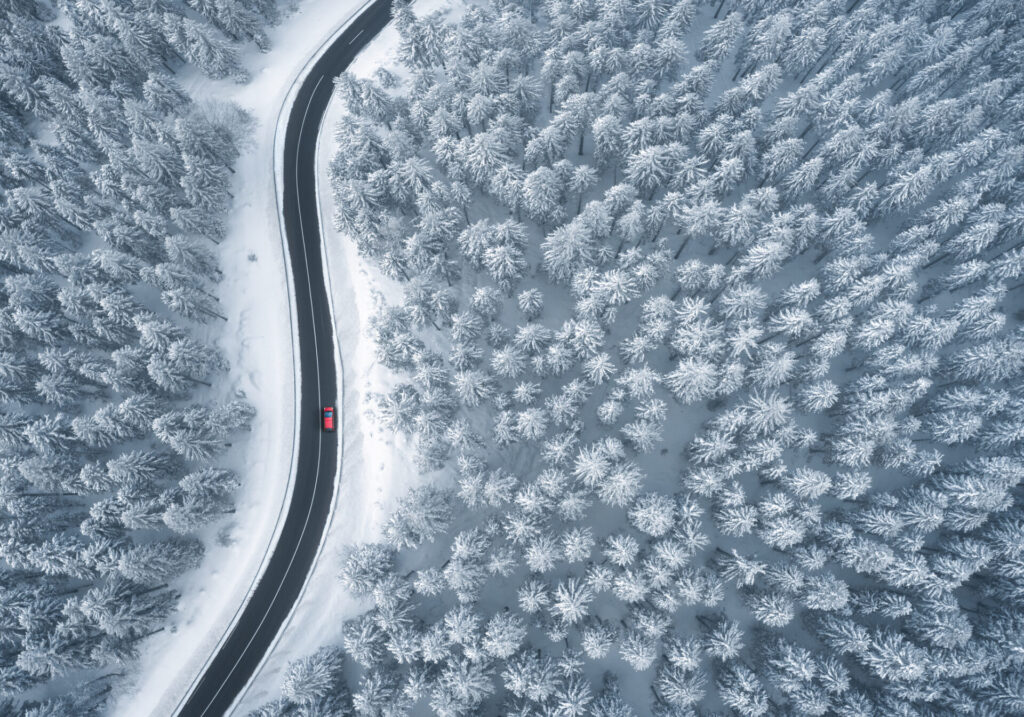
left=161, top=14, right=247, bottom=82
left=117, top=538, right=203, bottom=585
left=339, top=544, right=395, bottom=596
left=628, top=493, right=676, bottom=536
left=481, top=610, right=526, bottom=659
left=383, top=486, right=453, bottom=549
left=281, top=647, right=350, bottom=710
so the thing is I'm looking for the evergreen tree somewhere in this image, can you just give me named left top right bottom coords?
left=281, top=647, right=351, bottom=711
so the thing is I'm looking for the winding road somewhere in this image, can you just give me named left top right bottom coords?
left=176, top=1, right=393, bottom=714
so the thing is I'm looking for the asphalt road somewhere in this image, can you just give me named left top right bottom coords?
left=176, top=2, right=393, bottom=714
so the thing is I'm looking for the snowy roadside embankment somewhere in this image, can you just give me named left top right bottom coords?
left=105, top=1, right=375, bottom=714
left=232, top=0, right=463, bottom=708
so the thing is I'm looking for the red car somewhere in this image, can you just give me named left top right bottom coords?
left=322, top=406, right=335, bottom=432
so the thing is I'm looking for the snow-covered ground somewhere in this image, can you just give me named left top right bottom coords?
left=104, top=1, right=382, bottom=714
left=232, top=0, right=464, bottom=709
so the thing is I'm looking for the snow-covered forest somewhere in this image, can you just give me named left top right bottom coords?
left=0, top=0, right=274, bottom=710
left=255, top=0, right=1024, bottom=714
